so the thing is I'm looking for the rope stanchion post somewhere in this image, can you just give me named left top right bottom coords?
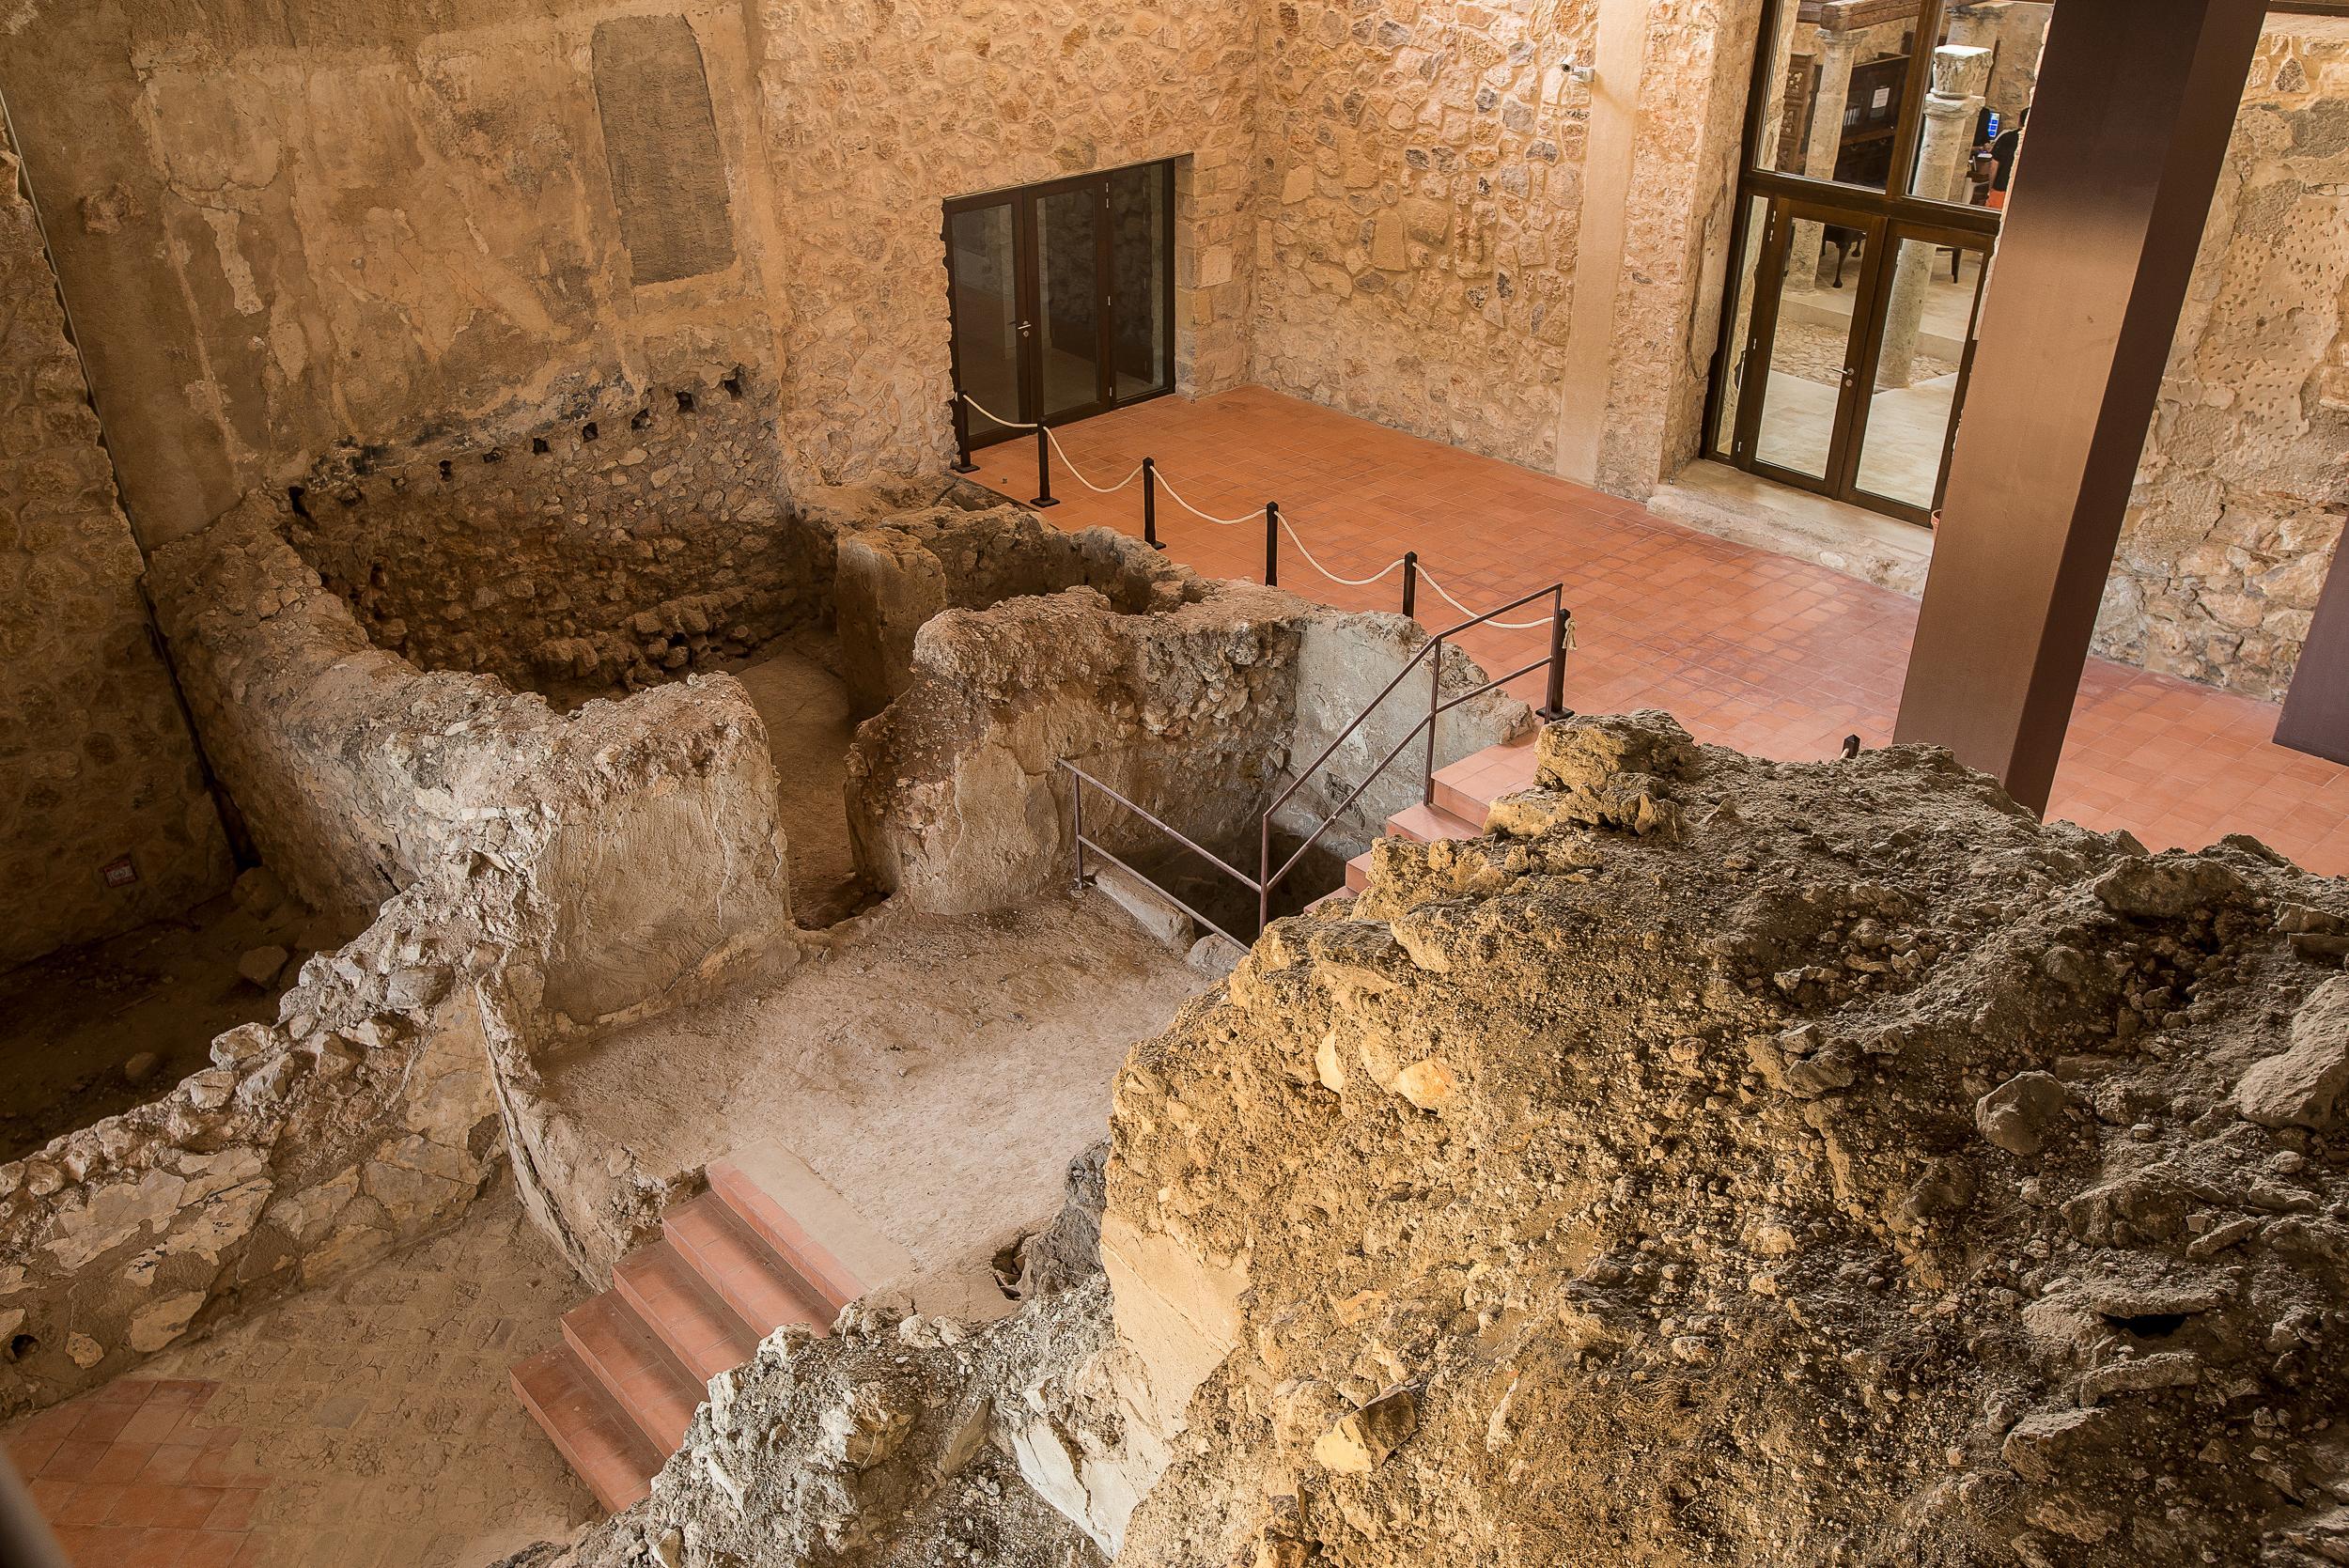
left=1143, top=458, right=1163, bottom=550
left=1030, top=422, right=1059, bottom=508
left=1538, top=604, right=1575, bottom=722
left=949, top=392, right=979, bottom=474
left=1264, top=503, right=1280, bottom=587
left=1401, top=551, right=1418, bottom=618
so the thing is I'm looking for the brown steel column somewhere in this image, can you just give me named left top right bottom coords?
left=1890, top=0, right=2268, bottom=814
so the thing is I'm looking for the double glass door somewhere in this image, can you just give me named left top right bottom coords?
left=1714, top=195, right=1991, bottom=522
left=944, top=162, right=1175, bottom=447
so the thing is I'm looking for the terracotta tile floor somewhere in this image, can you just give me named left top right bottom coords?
left=969, top=385, right=2349, bottom=877
left=6, top=1377, right=265, bottom=1567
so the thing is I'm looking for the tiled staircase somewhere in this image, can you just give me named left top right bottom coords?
left=512, top=1142, right=911, bottom=1512
left=1342, top=733, right=1538, bottom=893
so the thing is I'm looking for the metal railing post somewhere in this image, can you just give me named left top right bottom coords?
left=949, top=391, right=978, bottom=474
left=1401, top=551, right=1418, bottom=618
left=1258, top=814, right=1272, bottom=938
left=1031, top=422, right=1058, bottom=509
left=1423, top=633, right=1443, bottom=807
left=1143, top=458, right=1162, bottom=550
left=1538, top=600, right=1574, bottom=721
left=1071, top=774, right=1087, bottom=893
left=1264, top=503, right=1280, bottom=587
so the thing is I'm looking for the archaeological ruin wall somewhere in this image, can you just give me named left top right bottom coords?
left=0, top=128, right=230, bottom=970
left=283, top=364, right=823, bottom=703
left=2099, top=18, right=2349, bottom=704
left=0, top=0, right=788, bottom=547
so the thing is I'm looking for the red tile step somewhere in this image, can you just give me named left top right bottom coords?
left=515, top=1146, right=881, bottom=1514
left=614, top=1239, right=760, bottom=1384
left=663, top=1192, right=835, bottom=1339
left=1334, top=737, right=1532, bottom=901
left=511, top=1347, right=662, bottom=1514
left=1385, top=801, right=1482, bottom=844
left=1345, top=851, right=1373, bottom=893
left=562, top=1294, right=702, bottom=1453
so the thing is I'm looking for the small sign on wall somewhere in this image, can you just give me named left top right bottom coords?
left=101, top=855, right=138, bottom=889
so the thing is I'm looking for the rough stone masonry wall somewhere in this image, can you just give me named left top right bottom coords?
left=2098, top=19, right=2349, bottom=704
left=0, top=506, right=801, bottom=1419
left=283, top=365, right=822, bottom=702
left=756, top=0, right=1263, bottom=484
left=0, top=0, right=788, bottom=546
left=0, top=131, right=230, bottom=970
left=1251, top=0, right=1600, bottom=470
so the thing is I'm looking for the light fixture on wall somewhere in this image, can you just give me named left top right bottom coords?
left=1561, top=57, right=1598, bottom=86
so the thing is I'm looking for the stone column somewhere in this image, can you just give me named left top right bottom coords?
left=1789, top=24, right=1861, bottom=291
left=1945, top=3, right=2001, bottom=53
left=1875, top=46, right=1993, bottom=389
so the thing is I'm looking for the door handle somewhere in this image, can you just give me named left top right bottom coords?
left=1018, top=319, right=1034, bottom=339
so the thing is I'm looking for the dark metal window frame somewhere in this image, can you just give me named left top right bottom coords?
left=941, top=158, right=1179, bottom=451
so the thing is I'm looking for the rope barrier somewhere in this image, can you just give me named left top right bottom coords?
left=1151, top=466, right=1260, bottom=528
left=1276, top=517, right=1408, bottom=588
left=953, top=391, right=1568, bottom=634
left=1416, top=566, right=1567, bottom=631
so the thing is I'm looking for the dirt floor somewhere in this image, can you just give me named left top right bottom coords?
left=0, top=872, right=354, bottom=1163
left=542, top=891, right=1210, bottom=1319
left=729, top=641, right=875, bottom=928
left=4, top=1190, right=589, bottom=1568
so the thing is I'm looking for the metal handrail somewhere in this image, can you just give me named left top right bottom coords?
left=1060, top=587, right=1573, bottom=945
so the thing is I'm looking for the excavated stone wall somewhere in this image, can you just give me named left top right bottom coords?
left=757, top=0, right=1263, bottom=485
left=1250, top=0, right=1598, bottom=469
left=0, top=504, right=802, bottom=1417
left=282, top=365, right=821, bottom=703
left=527, top=711, right=2349, bottom=1567
left=0, top=132, right=230, bottom=969
left=2099, top=19, right=2349, bottom=703
left=846, top=536, right=1529, bottom=919
left=0, top=0, right=787, bottom=547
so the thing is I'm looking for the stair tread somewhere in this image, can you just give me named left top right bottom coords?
left=665, top=1192, right=834, bottom=1340
left=1344, top=851, right=1372, bottom=893
left=1432, top=735, right=1540, bottom=820
left=562, top=1293, right=704, bottom=1454
left=1386, top=801, right=1482, bottom=844
left=614, top=1239, right=761, bottom=1385
left=512, top=1347, right=660, bottom=1514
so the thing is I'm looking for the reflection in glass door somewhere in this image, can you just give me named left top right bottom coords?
left=945, top=201, right=1024, bottom=442
left=1849, top=231, right=1991, bottom=515
left=1727, top=200, right=1880, bottom=491
left=942, top=161, right=1177, bottom=450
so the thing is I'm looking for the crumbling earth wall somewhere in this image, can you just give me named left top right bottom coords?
left=526, top=710, right=2349, bottom=1567
left=0, top=128, right=231, bottom=969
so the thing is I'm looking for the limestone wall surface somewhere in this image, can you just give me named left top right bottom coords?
left=0, top=0, right=788, bottom=546
left=0, top=135, right=231, bottom=970
left=2099, top=20, right=2349, bottom=703
left=757, top=0, right=1263, bottom=485
left=1250, top=0, right=1596, bottom=469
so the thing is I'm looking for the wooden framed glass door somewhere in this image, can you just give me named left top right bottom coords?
left=1727, top=198, right=1886, bottom=495
left=943, top=161, right=1176, bottom=449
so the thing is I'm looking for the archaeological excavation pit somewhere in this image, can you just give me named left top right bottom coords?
left=7, top=4, right=2349, bottom=1565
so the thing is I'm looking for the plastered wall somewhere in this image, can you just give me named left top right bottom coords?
left=0, top=131, right=230, bottom=970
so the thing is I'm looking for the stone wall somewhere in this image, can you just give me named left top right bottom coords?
left=283, top=365, right=822, bottom=702
left=2097, top=18, right=2349, bottom=703
left=0, top=132, right=231, bottom=970
left=1250, top=0, right=1597, bottom=469
left=0, top=0, right=788, bottom=546
left=846, top=526, right=1527, bottom=917
left=0, top=506, right=803, bottom=1416
left=757, top=0, right=1263, bottom=486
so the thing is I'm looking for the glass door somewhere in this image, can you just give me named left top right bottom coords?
left=1845, top=225, right=1993, bottom=520
left=1727, top=199, right=1884, bottom=494
left=943, top=162, right=1177, bottom=449
left=944, top=197, right=1028, bottom=442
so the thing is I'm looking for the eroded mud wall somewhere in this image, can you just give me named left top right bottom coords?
left=0, top=127, right=230, bottom=969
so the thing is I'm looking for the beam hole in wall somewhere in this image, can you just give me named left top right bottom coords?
left=483, top=449, right=504, bottom=465
left=438, top=460, right=453, bottom=482
left=7, top=1335, right=34, bottom=1362
left=533, top=438, right=551, bottom=455
left=581, top=421, right=599, bottom=442
left=630, top=408, right=651, bottom=431
left=287, top=485, right=310, bottom=519
left=721, top=369, right=743, bottom=399
left=676, top=390, right=696, bottom=414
